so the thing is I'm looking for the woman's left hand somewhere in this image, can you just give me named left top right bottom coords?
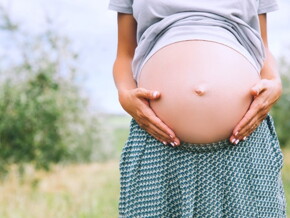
left=229, top=78, right=282, bottom=145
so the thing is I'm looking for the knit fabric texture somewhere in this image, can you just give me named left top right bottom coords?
left=118, top=114, right=286, bottom=217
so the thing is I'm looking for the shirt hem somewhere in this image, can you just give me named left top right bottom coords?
left=135, top=38, right=260, bottom=85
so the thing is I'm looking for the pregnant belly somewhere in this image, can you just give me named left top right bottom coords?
left=138, top=40, right=261, bottom=144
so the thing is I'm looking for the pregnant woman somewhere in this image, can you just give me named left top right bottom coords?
left=109, top=0, right=286, bottom=217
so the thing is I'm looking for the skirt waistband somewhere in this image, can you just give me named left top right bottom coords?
left=130, top=115, right=270, bottom=153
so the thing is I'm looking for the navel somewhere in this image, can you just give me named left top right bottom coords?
left=193, top=85, right=206, bottom=96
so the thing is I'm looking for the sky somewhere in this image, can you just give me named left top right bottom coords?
left=0, top=0, right=289, bottom=114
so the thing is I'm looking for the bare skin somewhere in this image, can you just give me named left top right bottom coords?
left=112, top=12, right=282, bottom=146
left=112, top=13, right=179, bottom=146
left=138, top=40, right=260, bottom=144
left=229, top=13, right=282, bottom=145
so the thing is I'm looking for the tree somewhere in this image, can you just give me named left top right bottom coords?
left=270, top=54, right=290, bottom=148
left=0, top=5, right=112, bottom=176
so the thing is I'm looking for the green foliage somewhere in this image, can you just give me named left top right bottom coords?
left=0, top=74, right=65, bottom=171
left=0, top=6, right=111, bottom=176
left=271, top=56, right=290, bottom=148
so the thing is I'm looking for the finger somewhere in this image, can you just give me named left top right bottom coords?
left=236, top=109, right=266, bottom=137
left=140, top=106, right=174, bottom=138
left=250, top=79, right=267, bottom=97
left=231, top=112, right=266, bottom=145
left=135, top=118, right=169, bottom=143
left=237, top=120, right=261, bottom=142
left=229, top=99, right=265, bottom=145
left=232, top=92, right=270, bottom=138
left=137, top=120, right=176, bottom=146
left=230, top=111, right=264, bottom=144
left=148, top=130, right=169, bottom=145
left=239, top=115, right=267, bottom=139
left=148, top=122, right=173, bottom=142
left=135, top=107, right=179, bottom=145
left=147, top=124, right=177, bottom=146
left=234, top=94, right=271, bottom=139
left=135, top=90, right=180, bottom=146
left=241, top=121, right=259, bottom=137
left=150, top=116, right=179, bottom=142
left=231, top=106, right=257, bottom=138
left=135, top=87, right=160, bottom=100
left=143, top=106, right=181, bottom=145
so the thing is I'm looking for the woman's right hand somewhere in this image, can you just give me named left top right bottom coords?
left=118, top=87, right=180, bottom=146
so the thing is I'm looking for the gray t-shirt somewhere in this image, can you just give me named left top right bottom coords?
left=108, top=0, right=279, bottom=84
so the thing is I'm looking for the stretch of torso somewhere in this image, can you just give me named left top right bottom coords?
left=138, top=40, right=260, bottom=144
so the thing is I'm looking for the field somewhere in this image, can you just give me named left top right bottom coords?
left=0, top=115, right=289, bottom=218
left=0, top=161, right=120, bottom=218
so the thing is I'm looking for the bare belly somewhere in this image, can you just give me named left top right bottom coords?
left=138, top=40, right=261, bottom=144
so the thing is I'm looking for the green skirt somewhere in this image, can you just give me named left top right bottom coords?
left=118, top=114, right=286, bottom=217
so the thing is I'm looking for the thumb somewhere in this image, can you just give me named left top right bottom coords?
left=250, top=80, right=266, bottom=97
left=135, top=88, right=160, bottom=100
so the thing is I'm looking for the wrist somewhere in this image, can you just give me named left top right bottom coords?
left=118, top=88, right=133, bottom=107
left=266, top=77, right=283, bottom=98
left=118, top=87, right=133, bottom=96
left=274, top=78, right=283, bottom=96
left=268, top=77, right=282, bottom=88
left=118, top=87, right=128, bottom=98
left=260, top=74, right=282, bottom=89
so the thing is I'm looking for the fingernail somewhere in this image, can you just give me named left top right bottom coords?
left=170, top=142, right=175, bottom=147
left=174, top=141, right=178, bottom=146
left=243, top=136, right=247, bottom=141
left=162, top=141, right=167, bottom=145
left=169, top=134, right=174, bottom=139
left=153, top=91, right=159, bottom=98
left=234, top=139, right=240, bottom=145
left=234, top=131, right=239, bottom=137
left=231, top=138, right=236, bottom=144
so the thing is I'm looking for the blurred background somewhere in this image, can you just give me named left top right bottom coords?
left=0, top=0, right=289, bottom=217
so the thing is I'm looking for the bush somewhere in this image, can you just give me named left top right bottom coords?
left=271, top=55, right=290, bottom=148
left=0, top=6, right=112, bottom=176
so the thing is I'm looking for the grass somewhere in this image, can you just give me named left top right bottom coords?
left=282, top=147, right=290, bottom=216
left=0, top=149, right=288, bottom=218
left=102, top=114, right=131, bottom=156
left=0, top=114, right=289, bottom=218
left=0, top=161, right=120, bottom=218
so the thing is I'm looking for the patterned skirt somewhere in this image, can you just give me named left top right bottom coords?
left=118, top=114, right=287, bottom=217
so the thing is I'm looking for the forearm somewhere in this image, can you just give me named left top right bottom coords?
left=112, top=56, right=137, bottom=93
left=113, top=13, right=137, bottom=93
left=260, top=46, right=281, bottom=83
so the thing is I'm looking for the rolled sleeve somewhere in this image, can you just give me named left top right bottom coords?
left=108, top=0, right=133, bottom=14
left=258, top=0, right=279, bottom=14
